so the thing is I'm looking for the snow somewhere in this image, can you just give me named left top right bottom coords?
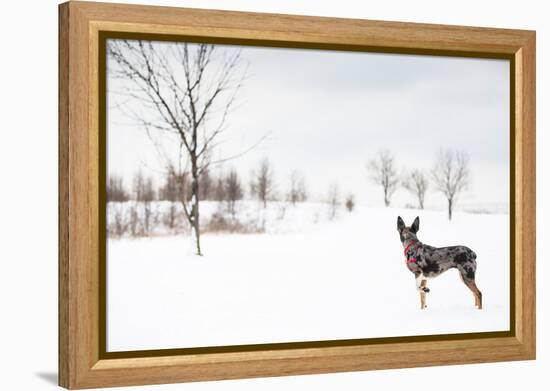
left=107, top=202, right=509, bottom=352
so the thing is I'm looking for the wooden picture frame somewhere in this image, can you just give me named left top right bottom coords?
left=59, top=1, right=536, bottom=389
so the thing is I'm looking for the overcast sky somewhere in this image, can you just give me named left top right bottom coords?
left=107, top=40, right=510, bottom=212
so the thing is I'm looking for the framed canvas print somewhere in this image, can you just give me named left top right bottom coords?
left=58, top=1, right=536, bottom=389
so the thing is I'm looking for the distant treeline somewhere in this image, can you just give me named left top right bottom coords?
left=107, top=160, right=307, bottom=207
left=367, top=148, right=470, bottom=220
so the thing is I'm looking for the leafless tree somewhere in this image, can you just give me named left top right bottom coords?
left=199, top=168, right=213, bottom=200
left=250, top=157, right=275, bottom=208
left=402, top=169, right=429, bottom=210
left=327, top=183, right=341, bottom=220
left=225, top=169, right=244, bottom=217
left=107, top=174, right=129, bottom=202
left=108, top=40, right=247, bottom=255
left=162, top=203, right=180, bottom=232
left=127, top=204, right=138, bottom=236
left=158, top=171, right=180, bottom=230
left=133, top=170, right=157, bottom=236
left=345, top=194, right=355, bottom=213
left=107, top=203, right=129, bottom=237
left=287, top=170, right=307, bottom=205
left=213, top=174, right=227, bottom=201
left=367, top=149, right=399, bottom=207
left=107, top=174, right=130, bottom=237
left=431, top=149, right=470, bottom=220
left=158, top=171, right=180, bottom=202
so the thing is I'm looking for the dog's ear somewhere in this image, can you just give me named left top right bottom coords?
left=397, top=216, right=405, bottom=232
left=411, top=216, right=420, bottom=233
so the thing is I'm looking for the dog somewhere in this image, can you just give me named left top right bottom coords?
left=397, top=216, right=482, bottom=310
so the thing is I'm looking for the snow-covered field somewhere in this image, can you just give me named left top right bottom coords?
left=107, top=201, right=510, bottom=352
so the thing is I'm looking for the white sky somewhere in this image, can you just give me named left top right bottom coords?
left=107, top=40, right=510, bottom=212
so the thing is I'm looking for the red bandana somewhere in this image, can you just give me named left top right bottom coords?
left=404, top=241, right=420, bottom=264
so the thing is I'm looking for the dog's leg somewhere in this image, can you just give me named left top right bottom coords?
left=468, top=279, right=482, bottom=309
left=416, top=275, right=430, bottom=293
left=460, top=273, right=483, bottom=309
left=420, top=280, right=428, bottom=309
left=416, top=275, right=428, bottom=309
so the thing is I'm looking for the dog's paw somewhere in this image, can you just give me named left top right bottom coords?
left=422, top=287, right=430, bottom=293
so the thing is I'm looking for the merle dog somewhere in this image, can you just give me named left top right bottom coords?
left=397, top=216, right=482, bottom=310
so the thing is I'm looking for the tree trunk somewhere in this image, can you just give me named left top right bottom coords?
left=384, top=189, right=390, bottom=207
left=448, top=199, right=453, bottom=221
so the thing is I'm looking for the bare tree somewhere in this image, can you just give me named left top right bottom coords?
left=250, top=157, right=275, bottom=208
left=225, top=169, right=244, bottom=217
left=327, top=183, right=341, bottom=220
left=345, top=194, right=355, bottom=213
left=133, top=170, right=157, bottom=236
left=108, top=40, right=247, bottom=255
left=287, top=170, right=308, bottom=205
left=431, top=149, right=470, bottom=220
left=367, top=150, right=399, bottom=207
left=107, top=174, right=129, bottom=202
left=158, top=171, right=180, bottom=202
left=402, top=169, right=429, bottom=210
left=107, top=174, right=130, bottom=237
left=128, top=204, right=139, bottom=237
left=213, top=174, right=227, bottom=201
left=132, top=170, right=145, bottom=202
left=162, top=203, right=180, bottom=232
left=107, top=203, right=129, bottom=237
left=198, top=168, right=213, bottom=201
left=158, top=171, right=180, bottom=230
